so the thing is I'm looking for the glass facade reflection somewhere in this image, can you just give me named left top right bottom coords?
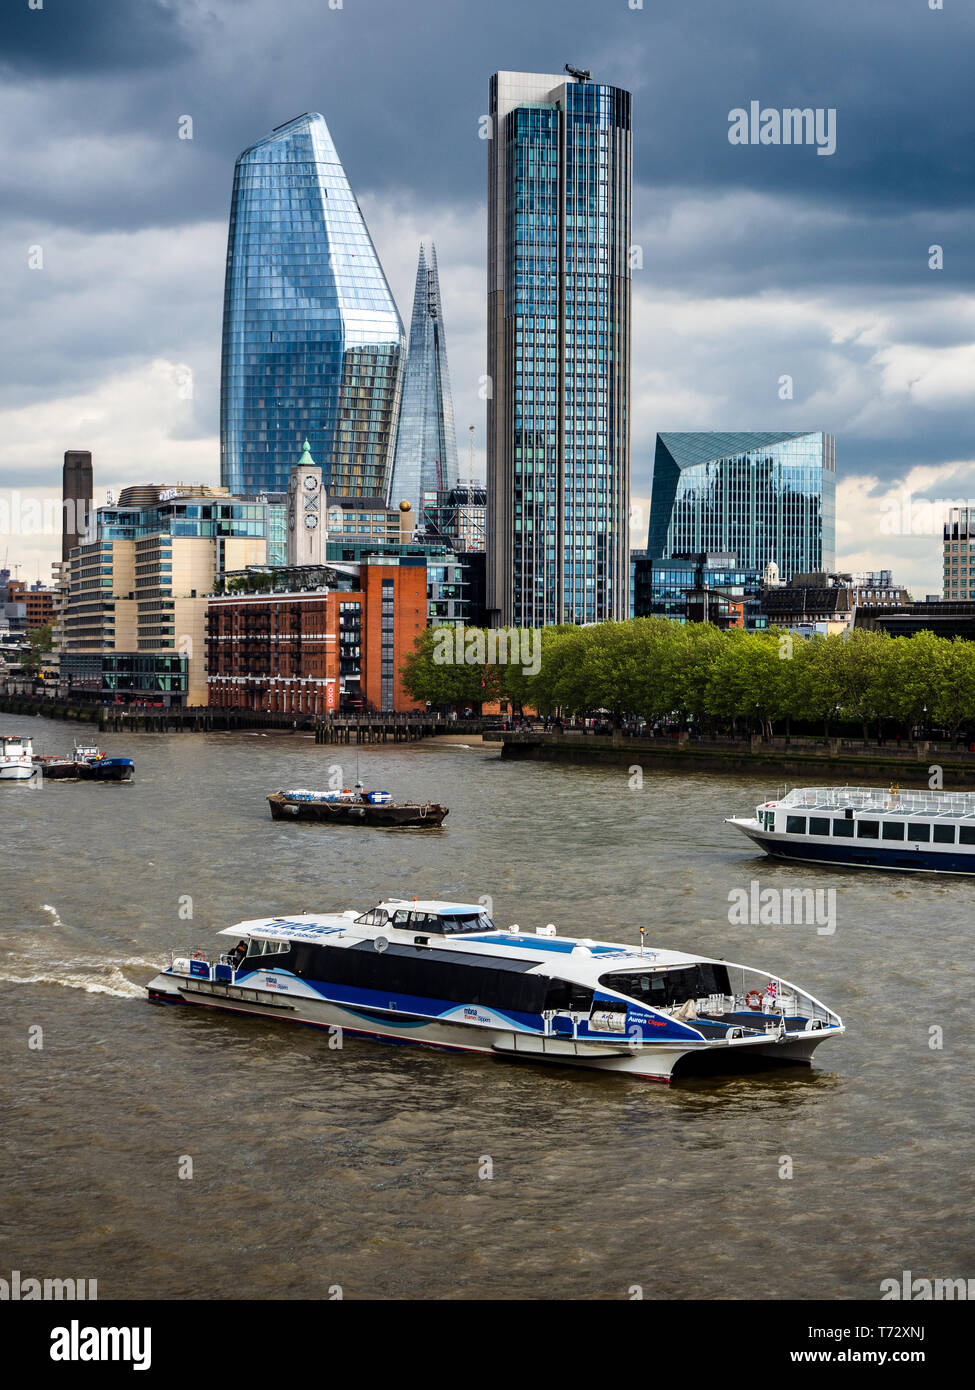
left=647, top=432, right=836, bottom=580
left=221, top=112, right=405, bottom=499
left=389, top=242, right=459, bottom=515
left=487, top=73, right=631, bottom=627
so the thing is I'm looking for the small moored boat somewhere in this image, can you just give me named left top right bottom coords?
left=0, top=734, right=36, bottom=781
left=268, top=782, right=446, bottom=828
left=146, top=899, right=844, bottom=1083
left=728, top=784, right=975, bottom=875
left=72, top=744, right=134, bottom=782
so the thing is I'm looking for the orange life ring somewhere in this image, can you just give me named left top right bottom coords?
left=745, top=990, right=763, bottom=1011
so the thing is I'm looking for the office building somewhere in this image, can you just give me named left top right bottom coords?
left=420, top=484, right=487, bottom=552
left=647, top=432, right=836, bottom=581
left=487, top=69, right=632, bottom=627
left=389, top=242, right=459, bottom=514
left=220, top=112, right=405, bottom=498
left=59, top=485, right=267, bottom=705
left=943, top=507, right=975, bottom=599
left=207, top=556, right=426, bottom=714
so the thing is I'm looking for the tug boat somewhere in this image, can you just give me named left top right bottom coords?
left=72, top=743, right=134, bottom=782
left=728, top=784, right=975, bottom=876
left=268, top=782, right=446, bottom=828
left=0, top=734, right=36, bottom=781
left=146, top=899, right=844, bottom=1083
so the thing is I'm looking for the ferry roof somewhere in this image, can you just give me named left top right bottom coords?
left=216, top=909, right=717, bottom=977
left=770, top=785, right=975, bottom=817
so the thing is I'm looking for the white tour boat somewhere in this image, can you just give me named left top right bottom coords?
left=146, top=899, right=844, bottom=1083
left=0, top=734, right=36, bottom=781
left=728, top=784, right=975, bottom=876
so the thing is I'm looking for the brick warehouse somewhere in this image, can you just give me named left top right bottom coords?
left=206, top=558, right=426, bottom=715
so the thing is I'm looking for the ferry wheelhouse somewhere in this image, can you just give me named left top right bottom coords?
left=728, top=784, right=975, bottom=875
left=146, top=899, right=844, bottom=1083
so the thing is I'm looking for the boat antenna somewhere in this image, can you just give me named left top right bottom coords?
left=639, top=925, right=645, bottom=957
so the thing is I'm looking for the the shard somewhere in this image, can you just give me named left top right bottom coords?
left=388, top=241, right=459, bottom=513
left=220, top=112, right=405, bottom=498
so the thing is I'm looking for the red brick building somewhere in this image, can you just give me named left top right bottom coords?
left=5, top=581, right=56, bottom=631
left=206, top=559, right=426, bottom=715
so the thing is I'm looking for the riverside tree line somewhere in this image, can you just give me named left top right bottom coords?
left=400, top=619, right=975, bottom=740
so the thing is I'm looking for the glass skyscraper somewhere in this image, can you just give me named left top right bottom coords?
left=220, top=112, right=405, bottom=499
left=647, top=432, right=836, bottom=581
left=487, top=70, right=632, bottom=628
left=388, top=242, right=459, bottom=515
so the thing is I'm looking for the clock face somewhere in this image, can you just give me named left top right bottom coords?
left=303, top=513, right=318, bottom=530
left=303, top=474, right=318, bottom=491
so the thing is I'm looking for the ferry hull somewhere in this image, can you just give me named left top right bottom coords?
left=268, top=792, right=447, bottom=827
left=146, top=969, right=837, bottom=1084
left=730, top=820, right=975, bottom=877
left=0, top=765, right=36, bottom=781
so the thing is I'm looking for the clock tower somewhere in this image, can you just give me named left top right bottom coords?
left=286, top=440, right=327, bottom=566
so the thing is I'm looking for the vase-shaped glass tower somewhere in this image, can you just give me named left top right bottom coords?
left=220, top=112, right=405, bottom=498
left=388, top=242, right=460, bottom=514
left=487, top=71, right=632, bottom=627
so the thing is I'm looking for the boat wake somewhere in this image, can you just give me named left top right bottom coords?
left=0, top=954, right=159, bottom=999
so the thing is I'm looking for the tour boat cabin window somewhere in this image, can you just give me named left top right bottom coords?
left=933, top=823, right=956, bottom=844
left=786, top=816, right=807, bottom=835
left=882, top=821, right=906, bottom=841
left=908, top=823, right=931, bottom=842
left=959, top=825, right=975, bottom=845
left=832, top=819, right=855, bottom=837
left=809, top=817, right=830, bottom=836
left=857, top=820, right=879, bottom=839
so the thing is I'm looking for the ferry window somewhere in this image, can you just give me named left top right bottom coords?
left=354, top=909, right=389, bottom=927
left=599, top=964, right=731, bottom=1008
left=908, top=823, right=931, bottom=842
left=786, top=816, right=807, bottom=835
left=960, top=826, right=975, bottom=845
left=808, top=817, right=830, bottom=836
left=440, top=913, right=496, bottom=934
left=832, top=819, right=855, bottom=837
left=882, top=821, right=906, bottom=841
left=933, top=824, right=956, bottom=844
left=857, top=820, right=879, bottom=839
left=543, top=980, right=595, bottom=1012
left=390, top=910, right=413, bottom=927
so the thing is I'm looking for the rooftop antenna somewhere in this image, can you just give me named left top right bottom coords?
left=564, top=63, right=592, bottom=82
left=468, top=424, right=476, bottom=486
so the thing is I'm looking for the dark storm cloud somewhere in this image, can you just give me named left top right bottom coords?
left=0, top=0, right=192, bottom=75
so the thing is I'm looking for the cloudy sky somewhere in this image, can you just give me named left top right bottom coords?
left=2, top=0, right=973, bottom=594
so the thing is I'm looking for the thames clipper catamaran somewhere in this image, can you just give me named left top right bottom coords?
left=146, top=899, right=844, bottom=1083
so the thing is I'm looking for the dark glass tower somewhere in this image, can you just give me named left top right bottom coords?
left=487, top=71, right=632, bottom=627
left=647, top=432, right=836, bottom=580
left=389, top=242, right=459, bottom=514
left=220, top=112, right=405, bottom=498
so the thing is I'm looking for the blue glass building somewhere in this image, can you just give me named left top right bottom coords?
left=647, top=432, right=836, bottom=581
left=487, top=71, right=632, bottom=627
left=389, top=242, right=459, bottom=516
left=220, top=112, right=405, bottom=499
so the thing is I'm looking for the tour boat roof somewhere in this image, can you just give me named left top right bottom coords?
left=768, top=785, right=975, bottom=817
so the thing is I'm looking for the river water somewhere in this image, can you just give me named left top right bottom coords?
left=2, top=712, right=972, bottom=1301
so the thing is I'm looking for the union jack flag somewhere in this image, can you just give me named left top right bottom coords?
left=766, top=980, right=778, bottom=997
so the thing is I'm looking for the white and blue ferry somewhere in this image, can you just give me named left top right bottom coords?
left=728, top=784, right=975, bottom=876
left=146, top=899, right=843, bottom=1083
